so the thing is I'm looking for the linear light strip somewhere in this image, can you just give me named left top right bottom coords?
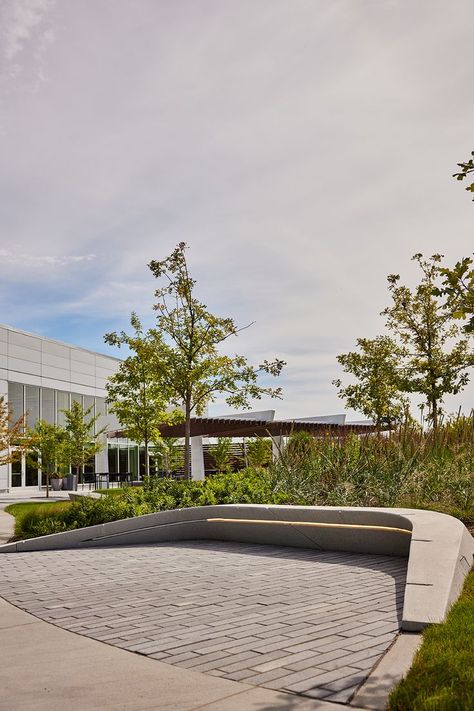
left=206, top=518, right=412, bottom=535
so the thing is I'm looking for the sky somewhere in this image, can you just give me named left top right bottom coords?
left=0, top=0, right=473, bottom=420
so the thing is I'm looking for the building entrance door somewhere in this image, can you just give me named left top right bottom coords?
left=10, top=454, right=40, bottom=488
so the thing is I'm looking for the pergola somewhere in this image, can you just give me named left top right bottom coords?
left=107, top=413, right=376, bottom=480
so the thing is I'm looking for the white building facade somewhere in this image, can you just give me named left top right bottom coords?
left=0, top=324, right=122, bottom=492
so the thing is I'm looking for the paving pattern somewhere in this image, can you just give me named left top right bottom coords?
left=0, top=541, right=406, bottom=704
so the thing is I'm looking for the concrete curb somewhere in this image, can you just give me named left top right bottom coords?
left=1, top=503, right=473, bottom=630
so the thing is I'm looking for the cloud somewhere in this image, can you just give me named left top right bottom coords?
left=0, top=249, right=96, bottom=267
left=1, top=0, right=55, bottom=62
left=0, top=0, right=473, bottom=418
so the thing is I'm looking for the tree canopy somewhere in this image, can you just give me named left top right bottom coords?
left=63, top=401, right=105, bottom=483
left=333, top=336, right=408, bottom=431
left=148, top=243, right=285, bottom=478
left=0, top=395, right=29, bottom=466
left=382, top=254, right=474, bottom=430
left=436, top=256, right=474, bottom=334
left=453, top=150, right=474, bottom=199
left=27, top=420, right=68, bottom=497
left=105, top=313, right=178, bottom=476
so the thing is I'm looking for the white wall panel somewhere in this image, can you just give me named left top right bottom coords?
left=42, top=341, right=70, bottom=358
left=41, top=351, right=70, bottom=371
left=41, top=365, right=70, bottom=381
left=70, top=372, right=96, bottom=388
left=0, top=327, right=8, bottom=343
left=95, top=355, right=119, bottom=372
left=8, top=357, right=41, bottom=376
left=9, top=331, right=41, bottom=351
left=8, top=343, right=41, bottom=363
left=0, top=463, right=8, bottom=490
left=39, top=377, right=71, bottom=392
left=70, top=360, right=95, bottom=376
left=71, top=349, right=95, bottom=365
left=8, top=371, right=42, bottom=386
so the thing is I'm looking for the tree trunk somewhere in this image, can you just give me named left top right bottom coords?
left=376, top=417, right=381, bottom=436
left=432, top=400, right=439, bottom=434
left=184, top=397, right=191, bottom=480
left=46, top=471, right=50, bottom=498
left=144, top=436, right=149, bottom=479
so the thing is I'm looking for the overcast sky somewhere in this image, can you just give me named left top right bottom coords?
left=1, top=0, right=473, bottom=420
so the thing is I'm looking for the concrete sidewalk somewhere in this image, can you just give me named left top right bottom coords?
left=0, top=505, right=14, bottom=545
left=0, top=597, right=361, bottom=711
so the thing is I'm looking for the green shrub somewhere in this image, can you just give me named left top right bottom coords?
left=13, top=468, right=285, bottom=539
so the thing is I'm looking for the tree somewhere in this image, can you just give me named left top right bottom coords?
left=246, top=437, right=272, bottom=467
left=432, top=153, right=474, bottom=334
left=436, top=256, right=474, bottom=334
left=150, top=438, right=183, bottom=476
left=210, top=437, right=233, bottom=474
left=63, top=401, right=105, bottom=484
left=105, top=313, right=174, bottom=477
left=148, top=243, right=285, bottom=478
left=453, top=150, right=474, bottom=199
left=382, top=254, right=474, bottom=431
left=333, top=336, right=408, bottom=431
left=0, top=395, right=29, bottom=466
left=28, top=421, right=68, bottom=498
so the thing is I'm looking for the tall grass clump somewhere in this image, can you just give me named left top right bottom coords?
left=267, top=415, right=474, bottom=523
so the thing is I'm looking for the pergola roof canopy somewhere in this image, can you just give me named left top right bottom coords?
left=108, top=416, right=377, bottom=440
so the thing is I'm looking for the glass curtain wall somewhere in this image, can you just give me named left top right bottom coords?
left=7, top=383, right=106, bottom=488
left=107, top=440, right=141, bottom=478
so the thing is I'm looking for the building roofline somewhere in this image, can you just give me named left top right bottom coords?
left=0, top=323, right=122, bottom=362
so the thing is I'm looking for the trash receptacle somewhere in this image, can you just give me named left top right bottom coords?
left=65, top=474, right=78, bottom=491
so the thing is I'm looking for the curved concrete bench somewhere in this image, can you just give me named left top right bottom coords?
left=1, top=504, right=472, bottom=631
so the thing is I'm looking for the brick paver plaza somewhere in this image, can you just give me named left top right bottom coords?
left=0, top=541, right=406, bottom=704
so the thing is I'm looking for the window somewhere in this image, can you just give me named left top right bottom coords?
left=41, top=388, right=55, bottom=424
left=8, top=382, right=24, bottom=423
left=108, top=444, right=118, bottom=473
left=25, top=386, right=40, bottom=429
left=119, top=445, right=128, bottom=473
left=56, top=391, right=70, bottom=427
left=25, top=453, right=38, bottom=486
left=11, top=457, right=21, bottom=487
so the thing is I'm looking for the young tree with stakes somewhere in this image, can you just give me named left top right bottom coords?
left=382, top=254, right=474, bottom=432
left=148, top=243, right=285, bottom=479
